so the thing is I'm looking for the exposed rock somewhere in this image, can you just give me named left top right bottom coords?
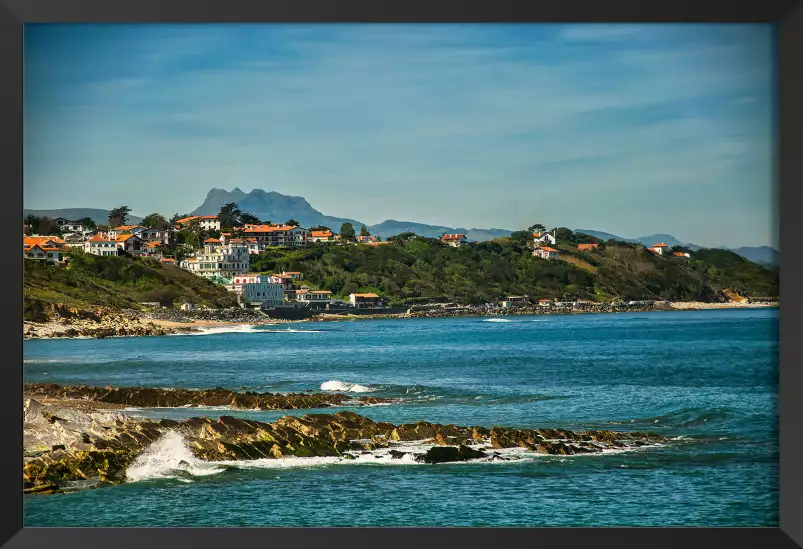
left=25, top=383, right=393, bottom=410
left=23, top=399, right=667, bottom=495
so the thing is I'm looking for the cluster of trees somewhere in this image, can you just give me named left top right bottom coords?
left=246, top=226, right=778, bottom=305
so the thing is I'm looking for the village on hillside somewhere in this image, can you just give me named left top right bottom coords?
left=23, top=204, right=699, bottom=313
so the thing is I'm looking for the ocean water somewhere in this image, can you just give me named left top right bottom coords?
left=23, top=308, right=779, bottom=527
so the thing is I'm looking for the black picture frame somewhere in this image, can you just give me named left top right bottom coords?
left=3, top=1, right=801, bottom=547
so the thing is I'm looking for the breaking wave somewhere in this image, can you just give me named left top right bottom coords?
left=125, top=431, right=226, bottom=482
left=320, top=380, right=374, bottom=393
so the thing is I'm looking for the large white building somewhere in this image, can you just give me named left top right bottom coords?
left=224, top=273, right=284, bottom=308
left=175, top=215, right=221, bottom=232
left=180, top=239, right=250, bottom=280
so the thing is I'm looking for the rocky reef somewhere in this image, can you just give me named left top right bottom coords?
left=24, top=383, right=393, bottom=410
left=23, top=396, right=667, bottom=495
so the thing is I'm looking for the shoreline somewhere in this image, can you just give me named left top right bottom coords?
left=23, top=300, right=778, bottom=340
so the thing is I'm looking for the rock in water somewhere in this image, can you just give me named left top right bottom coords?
left=420, top=445, right=488, bottom=464
left=22, top=399, right=667, bottom=494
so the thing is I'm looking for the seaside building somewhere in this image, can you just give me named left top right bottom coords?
left=115, top=234, right=146, bottom=255
left=242, top=224, right=308, bottom=247
left=281, top=271, right=304, bottom=279
left=295, top=289, right=333, bottom=308
left=440, top=233, right=467, bottom=247
left=501, top=295, right=530, bottom=308
left=349, top=292, right=384, bottom=308
left=648, top=243, right=669, bottom=255
left=52, top=218, right=86, bottom=233
left=578, top=243, right=599, bottom=251
left=179, top=239, right=250, bottom=280
left=533, top=246, right=560, bottom=260
left=538, top=298, right=553, bottom=307
left=672, top=251, right=691, bottom=258
left=224, top=273, right=284, bottom=308
left=107, top=225, right=147, bottom=239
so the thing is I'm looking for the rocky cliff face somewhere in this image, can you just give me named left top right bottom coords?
left=190, top=187, right=363, bottom=229
left=23, top=393, right=667, bottom=494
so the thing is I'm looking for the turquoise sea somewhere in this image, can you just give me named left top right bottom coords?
left=22, top=308, right=779, bottom=527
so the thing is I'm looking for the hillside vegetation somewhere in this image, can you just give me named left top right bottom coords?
left=250, top=230, right=778, bottom=305
left=24, top=250, right=237, bottom=320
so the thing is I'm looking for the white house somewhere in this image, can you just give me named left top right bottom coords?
left=501, top=296, right=529, bottom=308
left=538, top=298, right=553, bottom=307
left=115, top=234, right=146, bottom=255
left=533, top=246, right=560, bottom=260
left=295, top=289, right=333, bottom=307
left=84, top=235, right=120, bottom=256
left=533, top=231, right=557, bottom=245
left=24, top=244, right=62, bottom=264
left=649, top=243, right=669, bottom=256
left=180, top=240, right=250, bottom=281
left=441, top=233, right=467, bottom=247
left=175, top=216, right=221, bottom=231
left=52, top=218, right=85, bottom=233
left=281, top=271, right=304, bottom=279
left=310, top=230, right=337, bottom=243
left=225, top=274, right=284, bottom=308
left=349, top=292, right=384, bottom=308
left=107, top=225, right=147, bottom=240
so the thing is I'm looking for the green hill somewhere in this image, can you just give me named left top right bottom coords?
left=24, top=250, right=237, bottom=321
left=249, top=230, right=778, bottom=305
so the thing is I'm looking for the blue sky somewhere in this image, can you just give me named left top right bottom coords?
left=24, top=24, right=775, bottom=248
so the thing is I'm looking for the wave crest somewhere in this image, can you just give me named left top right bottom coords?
left=320, top=380, right=374, bottom=393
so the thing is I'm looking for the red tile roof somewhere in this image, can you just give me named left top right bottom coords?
left=538, top=246, right=559, bottom=252
left=353, top=293, right=380, bottom=298
left=441, top=234, right=466, bottom=240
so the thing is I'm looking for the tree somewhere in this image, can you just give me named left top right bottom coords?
left=218, top=202, right=243, bottom=229
left=285, top=219, right=300, bottom=227
left=170, top=213, right=188, bottom=225
left=309, top=225, right=331, bottom=232
left=339, top=222, right=356, bottom=241
left=25, top=214, right=39, bottom=228
left=75, top=217, right=97, bottom=230
left=108, top=206, right=131, bottom=228
left=360, top=224, right=370, bottom=237
left=142, top=213, right=169, bottom=230
left=387, top=232, right=416, bottom=242
left=239, top=212, right=261, bottom=226
left=528, top=223, right=546, bottom=233
left=35, top=217, right=58, bottom=235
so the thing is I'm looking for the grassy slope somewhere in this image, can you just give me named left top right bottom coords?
left=24, top=250, right=237, bottom=320
left=249, top=236, right=778, bottom=305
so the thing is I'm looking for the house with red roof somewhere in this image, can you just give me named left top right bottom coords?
left=310, top=230, right=337, bottom=243
left=24, top=244, right=63, bottom=264
left=243, top=224, right=308, bottom=247
left=441, top=233, right=468, bottom=248
left=349, top=292, right=384, bottom=308
left=648, top=243, right=669, bottom=256
left=533, top=246, right=560, bottom=260
left=533, top=231, right=557, bottom=246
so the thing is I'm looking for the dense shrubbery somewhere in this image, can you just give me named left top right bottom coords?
left=24, top=250, right=237, bottom=317
left=246, top=231, right=778, bottom=305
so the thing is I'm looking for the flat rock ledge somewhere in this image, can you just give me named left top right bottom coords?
left=24, top=383, right=392, bottom=410
left=23, top=397, right=666, bottom=495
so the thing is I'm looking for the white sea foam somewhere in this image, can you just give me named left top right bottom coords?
left=126, top=430, right=662, bottom=484
left=126, top=431, right=226, bottom=482
left=320, top=380, right=373, bottom=393
left=482, top=318, right=513, bottom=323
